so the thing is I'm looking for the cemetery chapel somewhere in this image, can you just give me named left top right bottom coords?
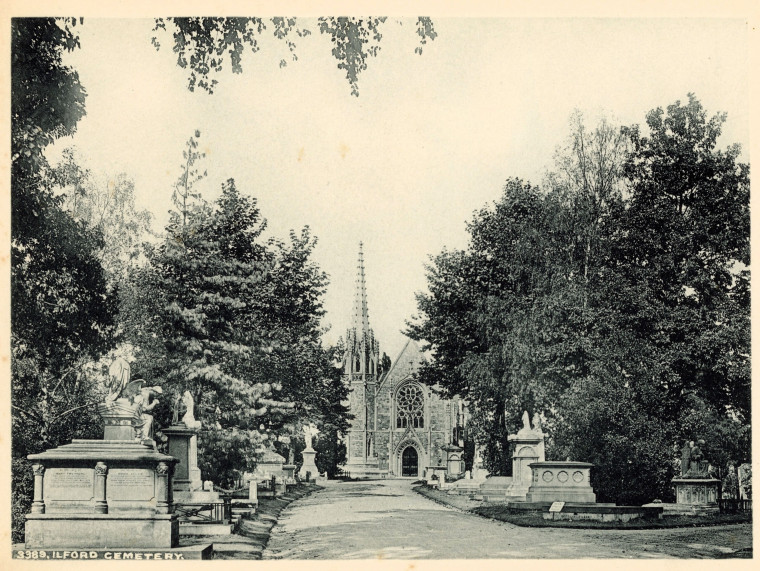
left=341, top=244, right=466, bottom=478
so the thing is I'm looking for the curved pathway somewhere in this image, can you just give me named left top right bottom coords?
left=263, top=479, right=750, bottom=559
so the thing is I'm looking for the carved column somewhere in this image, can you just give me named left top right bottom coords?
left=31, top=464, right=45, bottom=514
left=94, top=462, right=108, bottom=513
left=156, top=462, right=170, bottom=514
left=167, top=463, right=175, bottom=513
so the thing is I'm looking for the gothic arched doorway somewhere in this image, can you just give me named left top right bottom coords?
left=402, top=446, right=419, bottom=477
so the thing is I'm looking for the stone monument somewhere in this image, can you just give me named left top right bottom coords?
left=250, top=445, right=286, bottom=482
left=671, top=439, right=719, bottom=515
left=24, top=359, right=180, bottom=549
left=471, top=445, right=489, bottom=482
left=503, top=411, right=545, bottom=500
left=299, top=424, right=320, bottom=480
left=162, top=391, right=218, bottom=503
left=442, top=443, right=465, bottom=479
left=283, top=447, right=297, bottom=484
left=447, top=444, right=488, bottom=496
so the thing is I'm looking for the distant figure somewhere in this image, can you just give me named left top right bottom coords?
left=181, top=390, right=202, bottom=429
left=522, top=410, right=531, bottom=431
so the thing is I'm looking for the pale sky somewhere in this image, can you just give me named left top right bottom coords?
left=46, top=17, right=750, bottom=360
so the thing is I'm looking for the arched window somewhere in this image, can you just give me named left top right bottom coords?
left=396, top=383, right=424, bottom=429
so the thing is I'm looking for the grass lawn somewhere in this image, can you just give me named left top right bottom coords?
left=473, top=505, right=752, bottom=529
left=414, top=485, right=752, bottom=530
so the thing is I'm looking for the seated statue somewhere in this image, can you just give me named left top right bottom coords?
left=133, top=384, right=163, bottom=441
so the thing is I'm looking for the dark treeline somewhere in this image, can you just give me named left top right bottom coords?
left=408, top=96, right=750, bottom=504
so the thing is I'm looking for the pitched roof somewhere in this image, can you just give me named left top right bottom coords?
left=378, top=337, right=426, bottom=391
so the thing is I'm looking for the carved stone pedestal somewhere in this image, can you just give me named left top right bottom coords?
left=300, top=448, right=319, bottom=481
left=672, top=477, right=720, bottom=515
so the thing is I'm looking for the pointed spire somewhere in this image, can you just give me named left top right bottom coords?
left=350, top=242, right=371, bottom=335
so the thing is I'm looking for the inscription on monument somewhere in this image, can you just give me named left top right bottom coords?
left=45, top=469, right=94, bottom=501
left=106, top=469, right=155, bottom=501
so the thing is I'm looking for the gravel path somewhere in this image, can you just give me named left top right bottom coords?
left=262, top=478, right=751, bottom=559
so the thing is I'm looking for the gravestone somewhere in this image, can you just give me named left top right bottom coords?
left=24, top=360, right=179, bottom=549
left=471, top=445, right=489, bottom=482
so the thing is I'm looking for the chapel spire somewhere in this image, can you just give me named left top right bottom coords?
left=350, top=242, right=371, bottom=336
left=344, top=242, right=379, bottom=378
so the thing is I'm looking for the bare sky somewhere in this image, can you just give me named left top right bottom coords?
left=46, top=17, right=749, bottom=360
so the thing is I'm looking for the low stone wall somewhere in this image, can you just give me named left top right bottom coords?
left=542, top=504, right=663, bottom=523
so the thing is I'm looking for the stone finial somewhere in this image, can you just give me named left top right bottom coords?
left=522, top=410, right=531, bottom=430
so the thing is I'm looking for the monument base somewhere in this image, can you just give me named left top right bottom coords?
left=300, top=448, right=319, bottom=480
left=25, top=514, right=178, bottom=549
left=478, top=476, right=514, bottom=502
left=343, top=460, right=388, bottom=480
left=173, top=489, right=220, bottom=503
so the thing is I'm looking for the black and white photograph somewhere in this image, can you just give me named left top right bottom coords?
left=5, top=1, right=754, bottom=562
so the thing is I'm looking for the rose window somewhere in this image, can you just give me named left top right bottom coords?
left=396, top=383, right=425, bottom=428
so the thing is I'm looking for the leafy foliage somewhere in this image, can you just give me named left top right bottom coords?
left=119, top=134, right=347, bottom=486
left=152, top=17, right=437, bottom=96
left=410, top=96, right=750, bottom=501
left=11, top=18, right=117, bottom=541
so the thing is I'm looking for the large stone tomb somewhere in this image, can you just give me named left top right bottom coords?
left=525, top=461, right=597, bottom=503
left=671, top=477, right=720, bottom=515
left=24, top=401, right=179, bottom=549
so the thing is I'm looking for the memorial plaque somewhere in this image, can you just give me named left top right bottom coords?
left=549, top=501, right=565, bottom=512
left=45, top=468, right=94, bottom=501
left=107, top=468, right=155, bottom=501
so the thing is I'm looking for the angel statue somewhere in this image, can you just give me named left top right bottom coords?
left=106, top=357, right=145, bottom=404
left=181, top=390, right=202, bottom=429
left=303, top=424, right=319, bottom=450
